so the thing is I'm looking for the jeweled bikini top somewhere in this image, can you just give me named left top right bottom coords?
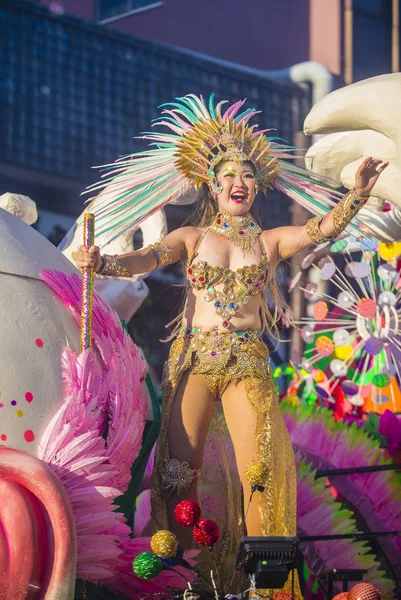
left=186, top=255, right=268, bottom=293
left=185, top=227, right=268, bottom=328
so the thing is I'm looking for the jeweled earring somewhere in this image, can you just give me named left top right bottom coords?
left=211, top=180, right=223, bottom=195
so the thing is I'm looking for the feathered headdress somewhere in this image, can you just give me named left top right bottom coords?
left=86, top=93, right=345, bottom=244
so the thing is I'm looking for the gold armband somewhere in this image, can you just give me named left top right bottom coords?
left=306, top=215, right=333, bottom=245
left=306, top=189, right=369, bottom=246
left=332, top=189, right=369, bottom=236
left=98, top=254, right=132, bottom=278
left=148, top=241, right=174, bottom=267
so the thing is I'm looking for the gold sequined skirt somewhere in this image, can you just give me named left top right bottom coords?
left=151, top=328, right=301, bottom=597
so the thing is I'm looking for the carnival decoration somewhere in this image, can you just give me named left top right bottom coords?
left=133, top=552, right=163, bottom=580
left=150, top=530, right=179, bottom=559
left=289, top=237, right=401, bottom=414
left=174, top=500, right=202, bottom=527
left=192, top=519, right=220, bottom=549
left=282, top=402, right=400, bottom=599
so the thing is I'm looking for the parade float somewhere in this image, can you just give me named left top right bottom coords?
left=1, top=73, right=401, bottom=600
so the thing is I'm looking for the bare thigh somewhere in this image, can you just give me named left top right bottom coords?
left=221, top=379, right=261, bottom=535
left=168, top=371, right=215, bottom=468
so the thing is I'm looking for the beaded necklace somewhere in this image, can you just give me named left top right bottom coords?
left=210, top=212, right=262, bottom=255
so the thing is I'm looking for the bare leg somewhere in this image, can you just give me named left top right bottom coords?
left=166, top=371, right=214, bottom=549
left=221, top=379, right=262, bottom=536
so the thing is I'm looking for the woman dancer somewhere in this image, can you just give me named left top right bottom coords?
left=76, top=95, right=387, bottom=596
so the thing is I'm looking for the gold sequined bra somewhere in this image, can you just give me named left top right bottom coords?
left=186, top=230, right=268, bottom=328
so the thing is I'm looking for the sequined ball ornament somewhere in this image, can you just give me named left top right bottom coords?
left=210, top=212, right=262, bottom=255
left=244, top=460, right=268, bottom=487
left=150, top=530, right=178, bottom=559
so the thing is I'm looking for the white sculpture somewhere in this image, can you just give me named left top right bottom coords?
left=304, top=73, right=401, bottom=242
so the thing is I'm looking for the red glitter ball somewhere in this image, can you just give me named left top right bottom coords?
left=331, top=594, right=349, bottom=600
left=174, top=500, right=201, bottom=527
left=35, top=338, right=44, bottom=348
left=24, top=430, right=35, bottom=443
left=193, top=519, right=220, bottom=548
left=0, top=434, right=7, bottom=442
left=25, top=392, right=34, bottom=403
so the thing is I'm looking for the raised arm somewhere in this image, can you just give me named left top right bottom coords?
left=75, top=226, right=196, bottom=276
left=274, top=157, right=388, bottom=261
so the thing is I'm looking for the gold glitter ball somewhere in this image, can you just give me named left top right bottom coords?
left=244, top=460, right=268, bottom=486
left=150, top=530, right=178, bottom=558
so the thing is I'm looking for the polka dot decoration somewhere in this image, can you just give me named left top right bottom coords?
left=316, top=336, right=334, bottom=357
left=360, top=237, right=378, bottom=251
left=341, top=380, right=359, bottom=396
left=334, top=345, right=353, bottom=361
left=1, top=434, right=7, bottom=442
left=24, top=430, right=35, bottom=443
left=35, top=338, right=44, bottom=348
left=331, top=238, right=348, bottom=253
left=313, top=301, right=329, bottom=321
left=357, top=298, right=377, bottom=318
left=25, top=392, right=34, bottom=403
left=320, top=262, right=336, bottom=280
left=352, top=262, right=371, bottom=278
left=364, top=337, right=383, bottom=356
left=372, top=374, right=391, bottom=388
left=378, top=241, right=401, bottom=262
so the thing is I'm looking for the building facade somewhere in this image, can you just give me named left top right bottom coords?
left=38, top=0, right=401, bottom=84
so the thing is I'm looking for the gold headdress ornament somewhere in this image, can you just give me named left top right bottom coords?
left=174, top=104, right=280, bottom=193
left=86, top=93, right=348, bottom=244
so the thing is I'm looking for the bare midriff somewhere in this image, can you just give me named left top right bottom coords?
left=182, top=288, right=263, bottom=333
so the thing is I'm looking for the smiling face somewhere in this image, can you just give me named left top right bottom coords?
left=213, top=160, right=257, bottom=215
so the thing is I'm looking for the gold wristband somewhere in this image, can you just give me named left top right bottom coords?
left=332, top=189, right=369, bottom=236
left=306, top=215, right=333, bottom=245
left=98, top=254, right=132, bottom=278
left=148, top=241, right=174, bottom=267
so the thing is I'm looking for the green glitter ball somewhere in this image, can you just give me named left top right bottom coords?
left=133, top=552, right=163, bottom=579
left=372, top=373, right=391, bottom=389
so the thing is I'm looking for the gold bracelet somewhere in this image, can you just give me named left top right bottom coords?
left=332, top=189, right=369, bottom=236
left=98, top=254, right=132, bottom=278
left=306, top=215, right=332, bottom=245
left=148, top=241, right=174, bottom=267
